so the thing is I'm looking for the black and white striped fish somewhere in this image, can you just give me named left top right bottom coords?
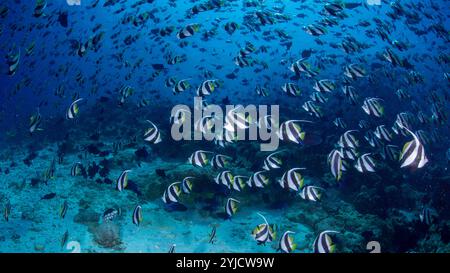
left=374, top=125, right=392, bottom=142
left=344, top=63, right=366, bottom=79
left=278, top=231, right=296, bottom=253
left=194, top=115, right=215, bottom=135
left=231, top=176, right=247, bottom=192
left=262, top=151, right=283, bottom=170
left=333, top=117, right=347, bottom=129
left=224, top=106, right=253, bottom=132
left=116, top=170, right=131, bottom=192
left=173, top=79, right=190, bottom=94
left=310, top=91, right=328, bottom=103
left=66, top=98, right=83, bottom=119
left=313, top=230, right=339, bottom=253
left=257, top=115, right=276, bottom=131
left=342, top=85, right=359, bottom=105
left=211, top=154, right=232, bottom=169
left=188, top=150, right=213, bottom=167
left=340, top=148, right=358, bottom=161
left=358, top=119, right=370, bottom=129
left=365, top=130, right=383, bottom=148
left=362, top=97, right=384, bottom=117
left=144, top=120, right=162, bottom=144
left=278, top=168, right=306, bottom=192
left=281, top=83, right=301, bottom=96
left=354, top=153, right=376, bottom=173
left=394, top=112, right=413, bottom=132
left=419, top=207, right=433, bottom=226
left=399, top=127, right=428, bottom=169
left=252, top=213, right=276, bottom=245
left=197, top=80, right=219, bottom=96
left=162, top=182, right=182, bottom=204
left=225, top=198, right=240, bottom=218
left=396, top=88, right=410, bottom=100
left=168, top=244, right=176, bottom=253
left=132, top=205, right=143, bottom=226
left=247, top=171, right=270, bottom=188
left=278, top=120, right=312, bottom=144
left=328, top=149, right=344, bottom=181
left=313, top=79, right=336, bottom=93
left=215, top=171, right=234, bottom=188
left=338, top=130, right=359, bottom=149
left=299, top=186, right=324, bottom=202
left=70, top=162, right=82, bottom=177
left=181, top=177, right=194, bottom=194
left=302, top=100, right=323, bottom=118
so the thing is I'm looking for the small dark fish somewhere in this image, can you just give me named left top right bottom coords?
left=41, top=193, right=56, bottom=200
left=155, top=168, right=167, bottom=178
left=209, top=226, right=217, bottom=244
left=61, top=230, right=69, bottom=248
left=168, top=244, right=176, bottom=253
left=58, top=11, right=68, bottom=28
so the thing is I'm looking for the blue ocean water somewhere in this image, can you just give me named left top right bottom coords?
left=0, top=0, right=449, bottom=253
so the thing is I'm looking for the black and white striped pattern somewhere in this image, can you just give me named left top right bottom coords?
left=197, top=80, right=217, bottom=96
left=232, top=176, right=247, bottom=192
left=333, top=117, right=347, bottom=129
left=399, top=127, right=428, bottom=169
left=419, top=207, right=432, bottom=226
left=328, top=149, right=344, bottom=181
left=144, top=120, right=162, bottom=144
left=340, top=148, right=358, bottom=161
left=313, top=230, right=339, bottom=253
left=302, top=101, right=323, bottom=118
left=181, top=177, right=194, bottom=194
left=278, top=168, right=305, bottom=192
left=310, top=91, right=328, bottom=103
left=173, top=79, right=190, bottom=94
left=66, top=98, right=83, bottom=119
left=162, top=182, right=182, bottom=204
left=342, top=85, right=359, bottom=105
left=258, top=115, right=275, bottom=131
left=354, top=153, right=376, bottom=173
left=338, top=130, right=359, bottom=149
left=211, top=154, right=232, bottom=169
left=225, top=198, right=240, bottom=218
left=252, top=213, right=274, bottom=244
left=278, top=231, right=296, bottom=253
left=71, top=162, right=82, bottom=177
left=374, top=125, right=392, bottom=142
left=247, top=171, right=270, bottom=188
left=282, top=83, right=301, bottom=96
left=132, top=205, right=142, bottom=226
left=278, top=120, right=311, bottom=144
left=262, top=151, right=283, bottom=170
left=224, top=107, right=251, bottom=132
left=362, top=97, right=384, bottom=117
left=188, top=150, right=212, bottom=167
left=116, top=170, right=131, bottom=192
left=215, top=171, right=233, bottom=188
left=313, top=79, right=335, bottom=93
left=299, top=186, right=323, bottom=202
